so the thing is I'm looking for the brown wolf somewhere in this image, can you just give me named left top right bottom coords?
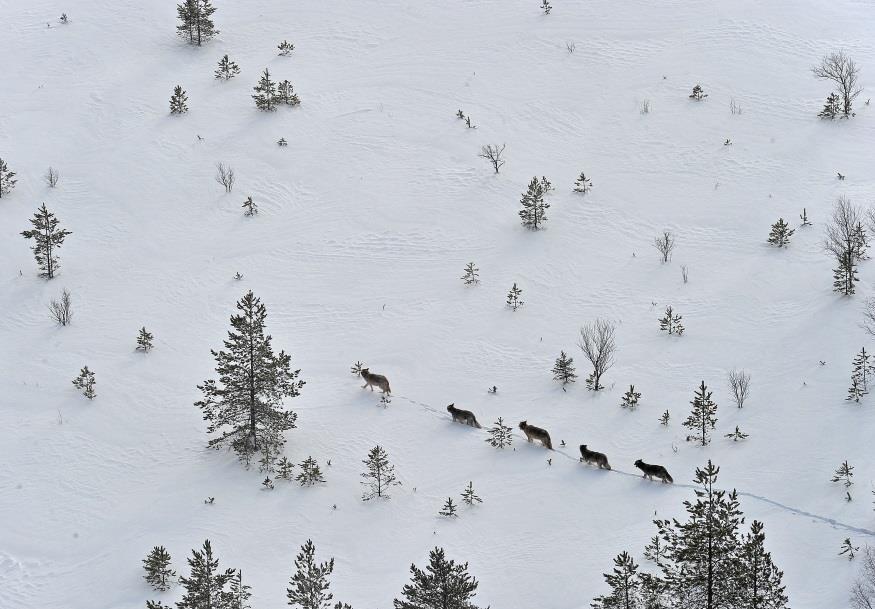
left=447, top=404, right=481, bottom=428
left=360, top=368, right=391, bottom=394
left=519, top=421, right=552, bottom=449
left=579, top=445, right=611, bottom=470
left=634, top=459, right=673, bottom=483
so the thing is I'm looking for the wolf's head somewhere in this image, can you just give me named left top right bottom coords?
left=634, top=459, right=644, bottom=468
left=580, top=444, right=588, bottom=451
left=446, top=404, right=455, bottom=412
left=518, top=420, right=527, bottom=430
left=361, top=368, right=369, bottom=375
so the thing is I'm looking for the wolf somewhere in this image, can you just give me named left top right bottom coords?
left=447, top=404, right=482, bottom=428
left=519, top=421, right=552, bottom=449
left=579, top=445, right=611, bottom=470
left=634, top=459, right=673, bottom=483
left=360, top=368, right=391, bottom=394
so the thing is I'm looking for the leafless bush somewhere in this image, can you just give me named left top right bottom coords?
left=727, top=369, right=751, bottom=408
left=812, top=51, right=862, bottom=118
left=45, top=167, right=59, bottom=188
left=640, top=99, right=651, bottom=114
left=824, top=196, right=865, bottom=261
left=729, top=98, right=742, bottom=115
left=578, top=319, right=616, bottom=391
left=861, top=298, right=875, bottom=337
left=653, top=231, right=676, bottom=263
left=681, top=265, right=688, bottom=284
left=478, top=144, right=506, bottom=174
left=215, top=162, right=235, bottom=193
left=565, top=41, right=575, bottom=54
left=48, top=288, right=73, bottom=326
left=851, top=546, right=875, bottom=609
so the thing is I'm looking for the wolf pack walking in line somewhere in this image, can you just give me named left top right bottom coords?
left=361, top=368, right=673, bottom=483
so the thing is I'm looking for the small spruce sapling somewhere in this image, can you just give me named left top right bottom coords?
left=242, top=196, right=258, bottom=216
left=21, top=203, right=72, bottom=279
left=0, top=157, right=17, bottom=198
left=800, top=208, right=811, bottom=226
left=658, top=305, right=684, bottom=336
left=460, top=481, right=482, bottom=506
left=689, top=84, right=708, bottom=100
left=461, top=262, right=479, bottom=285
left=456, top=109, right=465, bottom=119
left=169, top=86, right=189, bottom=114
left=278, top=80, right=301, bottom=106
left=832, top=460, right=854, bottom=488
left=262, top=476, right=275, bottom=490
left=485, top=417, right=513, bottom=448
left=277, top=40, right=295, bottom=56
left=620, top=385, right=641, bottom=409
left=573, top=172, right=592, bottom=193
left=683, top=381, right=717, bottom=446
left=643, top=531, right=666, bottom=566
left=252, top=69, right=278, bottom=111
left=552, top=350, right=578, bottom=386
left=506, top=283, right=524, bottom=310
left=439, top=497, right=458, bottom=517
left=275, top=456, right=295, bottom=481
left=137, top=327, right=154, bottom=352
left=361, top=445, right=400, bottom=500
left=840, top=538, right=860, bottom=560
left=350, top=361, right=365, bottom=376
left=768, top=218, right=794, bottom=247
left=143, top=545, right=176, bottom=591
left=540, top=176, right=554, bottom=194
left=540, top=0, right=552, bottom=14
left=297, top=456, right=325, bottom=486
left=724, top=426, right=749, bottom=441
left=819, top=93, right=841, bottom=119
left=215, top=54, right=241, bottom=80
left=72, top=366, right=96, bottom=399
left=659, top=410, right=670, bottom=426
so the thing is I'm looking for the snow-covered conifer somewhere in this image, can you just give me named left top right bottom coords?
left=21, top=203, right=72, bottom=279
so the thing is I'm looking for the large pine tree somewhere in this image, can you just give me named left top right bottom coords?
left=177, top=540, right=235, bottom=609
left=683, top=381, right=717, bottom=446
left=143, top=545, right=176, bottom=592
left=518, top=176, right=549, bottom=229
left=195, top=291, right=304, bottom=469
left=21, top=203, right=72, bottom=279
left=286, top=540, right=336, bottom=609
left=393, top=547, right=480, bottom=609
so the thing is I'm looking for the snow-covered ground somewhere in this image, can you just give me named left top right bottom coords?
left=2, top=0, right=875, bottom=607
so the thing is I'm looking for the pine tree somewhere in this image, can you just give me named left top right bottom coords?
left=147, top=601, right=172, bottom=609
left=658, top=306, right=684, bottom=336
left=833, top=250, right=859, bottom=295
left=252, top=69, right=278, bottom=111
left=683, top=381, right=717, bottom=446
left=854, top=222, right=870, bottom=260
left=215, top=54, right=240, bottom=80
left=262, top=476, right=275, bottom=490
left=242, top=196, right=257, bottom=216
left=275, top=456, right=295, bottom=481
left=689, top=84, right=707, bottom=100
left=143, top=546, right=176, bottom=591
left=573, top=171, right=592, bottom=193
left=393, top=547, right=480, bottom=609
left=21, top=203, right=72, bottom=279
left=137, top=327, right=155, bottom=352
left=278, top=80, right=301, bottom=106
left=850, top=347, right=872, bottom=392
left=0, top=157, right=16, bottom=198
left=460, top=481, right=482, bottom=506
left=832, top=460, right=854, bottom=488
left=361, top=445, right=400, bottom=500
left=540, top=0, right=552, bottom=15
left=170, top=85, right=189, bottom=114
left=839, top=538, right=859, bottom=560
left=518, top=176, right=549, bottom=229
left=620, top=385, right=641, bottom=409
left=767, top=218, right=794, bottom=247
left=176, top=0, right=218, bottom=46
left=724, top=426, right=749, bottom=442
left=485, top=417, right=513, bottom=448
left=848, top=377, right=865, bottom=402
left=278, top=40, right=295, bottom=56
left=658, top=410, right=670, bottom=426
left=228, top=570, right=252, bottom=609
left=540, top=176, right=554, bottom=194
left=195, top=291, right=304, bottom=469
left=590, top=551, right=641, bottom=609
left=439, top=497, right=458, bottom=517
left=736, top=520, right=789, bottom=608
left=72, top=366, right=96, bottom=399
left=643, top=531, right=666, bottom=566
left=297, top=456, right=325, bottom=486
left=655, top=461, right=745, bottom=608
left=286, top=539, right=335, bottom=609
left=177, top=539, right=235, bottom=609
left=819, top=93, right=841, bottom=119
left=461, top=262, right=480, bottom=285
left=506, top=283, right=524, bottom=310
left=552, top=351, right=578, bottom=385
left=799, top=208, right=811, bottom=226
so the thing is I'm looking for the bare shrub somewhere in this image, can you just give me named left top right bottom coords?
left=851, top=546, right=875, bottom=609
left=729, top=98, right=743, bottom=115
left=653, top=231, right=676, bottom=263
left=640, top=99, right=651, bottom=114
left=49, top=288, right=73, bottom=326
left=681, top=265, right=688, bottom=284
left=727, top=369, right=751, bottom=408
left=578, top=319, right=616, bottom=391
left=812, top=51, right=862, bottom=118
left=479, top=144, right=506, bottom=174
left=565, top=41, right=575, bottom=54
left=45, top=167, right=59, bottom=188
left=215, top=162, right=235, bottom=193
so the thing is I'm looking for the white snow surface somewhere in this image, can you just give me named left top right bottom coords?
left=2, top=1, right=875, bottom=607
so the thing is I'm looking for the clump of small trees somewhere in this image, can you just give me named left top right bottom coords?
left=813, top=52, right=862, bottom=119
